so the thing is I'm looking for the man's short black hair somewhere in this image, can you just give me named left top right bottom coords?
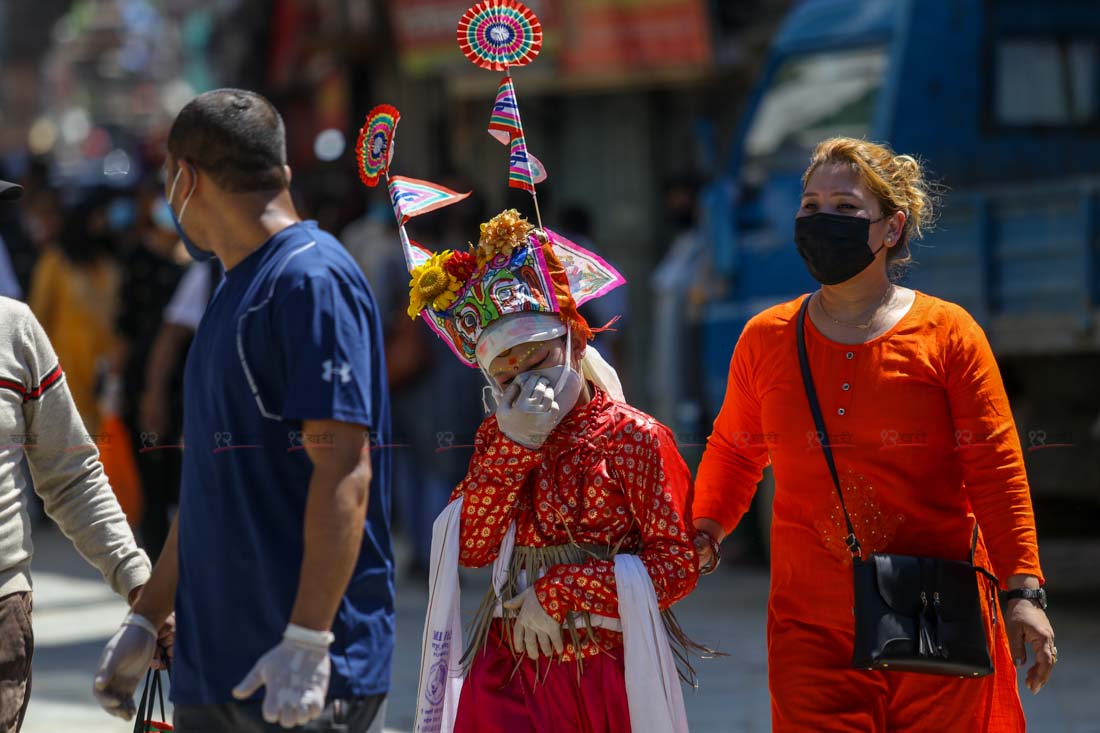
left=167, top=89, right=288, bottom=193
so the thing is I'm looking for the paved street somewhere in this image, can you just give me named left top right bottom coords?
left=20, top=525, right=1100, bottom=732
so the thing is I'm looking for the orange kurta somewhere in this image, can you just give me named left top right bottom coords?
left=694, top=291, right=1042, bottom=733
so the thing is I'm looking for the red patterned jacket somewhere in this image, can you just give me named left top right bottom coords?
left=451, top=387, right=699, bottom=659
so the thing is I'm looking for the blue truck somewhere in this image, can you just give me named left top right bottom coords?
left=699, top=0, right=1100, bottom=558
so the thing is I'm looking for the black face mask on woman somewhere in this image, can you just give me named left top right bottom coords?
left=794, top=212, right=886, bottom=285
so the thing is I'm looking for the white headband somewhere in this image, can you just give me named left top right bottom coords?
left=474, top=313, right=567, bottom=372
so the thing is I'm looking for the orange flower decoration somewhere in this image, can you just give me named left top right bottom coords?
left=476, top=209, right=533, bottom=266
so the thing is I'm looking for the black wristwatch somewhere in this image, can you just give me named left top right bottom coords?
left=1003, top=587, right=1047, bottom=610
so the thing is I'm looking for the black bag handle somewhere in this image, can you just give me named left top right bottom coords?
left=132, top=649, right=171, bottom=732
left=796, top=295, right=863, bottom=560
left=132, top=669, right=151, bottom=733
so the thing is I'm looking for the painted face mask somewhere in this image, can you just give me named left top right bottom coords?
left=424, top=242, right=560, bottom=366
left=167, top=165, right=215, bottom=262
left=475, top=312, right=568, bottom=413
left=482, top=327, right=583, bottom=430
left=794, top=212, right=886, bottom=285
left=515, top=327, right=583, bottom=419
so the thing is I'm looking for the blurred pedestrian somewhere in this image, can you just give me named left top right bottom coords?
left=0, top=228, right=19, bottom=299
left=0, top=178, right=153, bottom=732
left=27, top=188, right=122, bottom=434
left=136, top=256, right=221, bottom=562
left=0, top=163, right=38, bottom=299
left=387, top=193, right=484, bottom=580
left=692, top=138, right=1053, bottom=732
left=560, top=203, right=629, bottom=375
left=92, top=89, right=393, bottom=732
left=649, top=176, right=707, bottom=435
left=339, top=201, right=401, bottom=316
left=113, top=186, right=189, bottom=561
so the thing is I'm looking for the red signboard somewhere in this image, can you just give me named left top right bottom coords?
left=558, top=0, right=712, bottom=76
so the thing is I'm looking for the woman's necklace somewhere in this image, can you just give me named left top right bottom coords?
left=816, top=285, right=894, bottom=330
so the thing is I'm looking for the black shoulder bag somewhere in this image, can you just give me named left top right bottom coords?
left=796, top=296, right=999, bottom=677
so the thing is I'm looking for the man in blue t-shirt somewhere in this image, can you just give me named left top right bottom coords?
left=93, top=89, right=394, bottom=733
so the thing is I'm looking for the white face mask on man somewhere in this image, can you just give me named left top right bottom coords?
left=487, top=328, right=584, bottom=449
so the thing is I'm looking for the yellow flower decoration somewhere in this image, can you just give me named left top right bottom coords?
left=476, top=209, right=534, bottom=266
left=407, top=251, right=462, bottom=318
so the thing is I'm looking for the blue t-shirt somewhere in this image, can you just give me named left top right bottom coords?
left=173, top=221, right=393, bottom=705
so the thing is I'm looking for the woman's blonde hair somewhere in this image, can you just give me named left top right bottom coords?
left=802, top=137, right=938, bottom=278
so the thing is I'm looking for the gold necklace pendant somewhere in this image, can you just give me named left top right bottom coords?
left=818, top=286, right=893, bottom=330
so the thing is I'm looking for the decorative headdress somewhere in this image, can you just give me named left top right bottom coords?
left=355, top=0, right=626, bottom=394
left=404, top=209, right=624, bottom=368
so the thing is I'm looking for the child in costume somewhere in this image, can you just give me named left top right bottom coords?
left=411, top=210, right=699, bottom=733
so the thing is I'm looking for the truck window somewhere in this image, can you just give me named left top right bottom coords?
left=994, top=39, right=1098, bottom=126
left=743, top=46, right=887, bottom=176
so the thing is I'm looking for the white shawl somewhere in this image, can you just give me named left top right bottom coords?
left=414, top=497, right=688, bottom=733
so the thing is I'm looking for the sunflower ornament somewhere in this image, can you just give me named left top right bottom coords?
left=408, top=251, right=463, bottom=318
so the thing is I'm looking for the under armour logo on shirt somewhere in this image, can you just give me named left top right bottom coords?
left=322, top=359, right=352, bottom=384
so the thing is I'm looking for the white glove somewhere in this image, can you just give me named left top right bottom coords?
left=93, top=613, right=158, bottom=720
left=232, top=624, right=333, bottom=729
left=495, top=371, right=568, bottom=449
left=502, top=587, right=564, bottom=660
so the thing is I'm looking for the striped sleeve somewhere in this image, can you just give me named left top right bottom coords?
left=17, top=305, right=151, bottom=597
left=0, top=363, right=63, bottom=402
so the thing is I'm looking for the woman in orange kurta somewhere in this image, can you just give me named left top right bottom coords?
left=692, top=138, right=1056, bottom=732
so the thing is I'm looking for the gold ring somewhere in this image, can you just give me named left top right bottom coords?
left=1051, top=646, right=1058, bottom=664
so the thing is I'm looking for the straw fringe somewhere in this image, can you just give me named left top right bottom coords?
left=461, top=542, right=716, bottom=686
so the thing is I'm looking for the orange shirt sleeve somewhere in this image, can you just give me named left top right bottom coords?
left=944, top=308, right=1043, bottom=586
left=693, top=318, right=771, bottom=536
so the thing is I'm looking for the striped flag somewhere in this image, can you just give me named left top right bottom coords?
left=508, top=136, right=536, bottom=193
left=388, top=175, right=471, bottom=225
left=488, top=76, right=522, bottom=145
left=527, top=150, right=548, bottom=185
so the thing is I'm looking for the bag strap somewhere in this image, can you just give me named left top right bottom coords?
left=969, top=521, right=1000, bottom=585
left=155, top=667, right=167, bottom=724
left=132, top=653, right=172, bottom=732
left=133, top=669, right=152, bottom=733
left=796, top=295, right=862, bottom=560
